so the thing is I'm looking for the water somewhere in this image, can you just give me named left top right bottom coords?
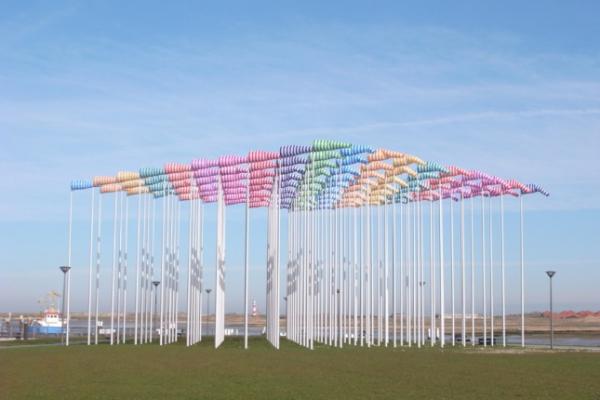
left=506, top=334, right=600, bottom=347
left=4, top=320, right=600, bottom=347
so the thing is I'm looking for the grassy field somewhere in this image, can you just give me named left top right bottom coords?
left=1, top=338, right=599, bottom=400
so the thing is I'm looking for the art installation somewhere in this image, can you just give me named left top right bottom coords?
left=65, top=139, right=548, bottom=349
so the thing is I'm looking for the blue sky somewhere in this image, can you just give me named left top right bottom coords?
left=0, top=1, right=599, bottom=313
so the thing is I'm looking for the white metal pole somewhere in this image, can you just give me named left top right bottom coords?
left=482, top=194, right=487, bottom=347
left=110, top=192, right=118, bottom=345
left=392, top=195, right=397, bottom=347
left=66, top=191, right=73, bottom=346
left=94, top=195, right=103, bottom=344
left=460, top=193, right=466, bottom=346
left=66, top=269, right=72, bottom=346
left=411, top=200, right=419, bottom=344
left=439, top=188, right=444, bottom=347
left=421, top=198, right=424, bottom=347
left=400, top=197, right=404, bottom=346
left=430, top=200, right=434, bottom=346
left=450, top=196, right=455, bottom=345
left=116, top=193, right=124, bottom=344
left=123, top=196, right=129, bottom=344
left=520, top=195, right=525, bottom=347
left=500, top=194, right=506, bottom=347
left=68, top=191, right=73, bottom=265
left=134, top=189, right=142, bottom=344
left=244, top=189, right=250, bottom=349
left=384, top=198, right=389, bottom=346
left=186, top=198, right=193, bottom=347
left=87, top=189, right=95, bottom=345
left=470, top=196, right=475, bottom=346
left=489, top=196, right=494, bottom=346
left=159, top=192, right=167, bottom=345
left=408, top=198, right=412, bottom=346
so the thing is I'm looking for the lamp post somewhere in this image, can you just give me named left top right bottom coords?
left=59, top=266, right=71, bottom=345
left=545, top=271, right=556, bottom=349
left=205, top=289, right=212, bottom=336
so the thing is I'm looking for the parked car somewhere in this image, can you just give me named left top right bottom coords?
left=454, top=334, right=471, bottom=344
left=478, top=336, right=497, bottom=345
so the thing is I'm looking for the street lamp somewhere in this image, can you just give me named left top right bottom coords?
left=59, top=266, right=71, bottom=345
left=545, top=271, right=556, bottom=349
left=205, top=289, right=212, bottom=336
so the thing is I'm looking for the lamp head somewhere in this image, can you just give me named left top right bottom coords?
left=59, top=266, right=71, bottom=273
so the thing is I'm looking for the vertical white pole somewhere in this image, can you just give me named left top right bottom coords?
left=159, top=192, right=167, bottom=345
left=353, top=206, right=358, bottom=345
left=416, top=200, right=420, bottom=347
left=66, top=191, right=73, bottom=346
left=439, top=188, right=444, bottom=347
left=407, top=198, right=412, bottom=346
left=400, top=198, right=404, bottom=346
left=450, top=197, right=455, bottom=345
left=141, top=195, right=148, bottom=344
left=94, top=195, right=102, bottom=345
left=68, top=191, right=73, bottom=265
left=186, top=198, right=193, bottom=347
left=520, top=195, right=525, bottom=347
left=366, top=203, right=371, bottom=347
left=215, top=176, right=225, bottom=348
left=198, top=201, right=204, bottom=342
left=116, top=193, right=124, bottom=344
left=141, top=194, right=147, bottom=344
left=134, top=189, right=142, bottom=344
left=384, top=198, right=389, bottom=346
left=460, top=194, right=466, bottom=346
left=501, top=194, right=506, bottom=347
left=470, top=196, right=475, bottom=346
left=482, top=194, right=487, bottom=347
left=392, top=196, right=397, bottom=347
left=418, top=198, right=423, bottom=347
left=421, top=199, right=425, bottom=346
left=430, top=200, right=434, bottom=346
left=87, top=189, right=95, bottom=345
left=410, top=198, right=414, bottom=346
left=244, top=189, right=250, bottom=349
left=489, top=196, right=494, bottom=346
left=66, top=271, right=72, bottom=346
left=123, top=196, right=129, bottom=344
left=277, top=173, right=281, bottom=350
left=360, top=205, right=364, bottom=346
left=110, top=193, right=118, bottom=345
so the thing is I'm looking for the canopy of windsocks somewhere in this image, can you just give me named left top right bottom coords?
left=70, top=140, right=548, bottom=208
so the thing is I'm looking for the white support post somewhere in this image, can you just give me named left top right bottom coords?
left=439, top=188, right=444, bottom=347
left=520, top=195, right=525, bottom=347
left=87, top=189, right=95, bottom=345
left=244, top=189, right=250, bottom=349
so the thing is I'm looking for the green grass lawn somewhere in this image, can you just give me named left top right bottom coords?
left=1, top=337, right=599, bottom=399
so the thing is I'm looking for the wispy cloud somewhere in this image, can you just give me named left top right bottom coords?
left=1, top=3, right=599, bottom=311
left=0, top=20, right=599, bottom=222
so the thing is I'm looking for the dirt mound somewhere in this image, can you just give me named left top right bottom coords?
left=542, top=310, right=600, bottom=319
